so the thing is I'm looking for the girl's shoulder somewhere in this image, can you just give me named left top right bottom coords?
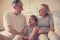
left=33, top=26, right=40, bottom=30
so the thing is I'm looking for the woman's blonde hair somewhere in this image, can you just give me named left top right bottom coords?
left=41, top=4, right=52, bottom=16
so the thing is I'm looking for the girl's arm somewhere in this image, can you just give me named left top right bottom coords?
left=29, top=27, right=39, bottom=40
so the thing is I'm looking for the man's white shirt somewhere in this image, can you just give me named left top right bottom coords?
left=0, top=12, right=27, bottom=38
left=4, top=12, right=27, bottom=32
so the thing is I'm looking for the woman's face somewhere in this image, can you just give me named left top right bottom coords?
left=29, top=17, right=36, bottom=25
left=39, top=6, right=46, bottom=16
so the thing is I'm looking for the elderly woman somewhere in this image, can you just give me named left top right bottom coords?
left=38, top=4, right=58, bottom=40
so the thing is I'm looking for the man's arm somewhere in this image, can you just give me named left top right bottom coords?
left=6, top=25, right=20, bottom=35
left=3, top=13, right=20, bottom=35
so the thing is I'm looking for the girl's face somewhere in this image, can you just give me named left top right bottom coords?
left=29, top=17, right=36, bottom=25
left=39, top=6, right=46, bottom=16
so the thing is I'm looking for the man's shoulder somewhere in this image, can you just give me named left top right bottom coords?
left=4, top=12, right=12, bottom=16
left=3, top=12, right=13, bottom=18
left=21, top=14, right=26, bottom=18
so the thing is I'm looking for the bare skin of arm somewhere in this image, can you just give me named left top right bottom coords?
left=29, top=27, right=39, bottom=40
left=39, top=24, right=54, bottom=34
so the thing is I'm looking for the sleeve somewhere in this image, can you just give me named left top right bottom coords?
left=3, top=13, right=11, bottom=28
left=49, top=16, right=54, bottom=25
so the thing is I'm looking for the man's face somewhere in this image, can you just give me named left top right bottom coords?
left=14, top=2, right=23, bottom=14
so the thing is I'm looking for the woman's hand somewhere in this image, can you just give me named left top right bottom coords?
left=38, top=29, right=49, bottom=34
left=38, top=30, right=42, bottom=34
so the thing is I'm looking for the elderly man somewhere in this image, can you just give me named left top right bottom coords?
left=0, top=0, right=27, bottom=40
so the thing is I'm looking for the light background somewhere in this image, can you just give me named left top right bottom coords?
left=0, top=0, right=60, bottom=30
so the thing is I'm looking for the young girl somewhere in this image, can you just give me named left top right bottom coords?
left=23, top=15, right=39, bottom=40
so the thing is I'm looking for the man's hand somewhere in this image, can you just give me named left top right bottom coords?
left=6, top=25, right=19, bottom=35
